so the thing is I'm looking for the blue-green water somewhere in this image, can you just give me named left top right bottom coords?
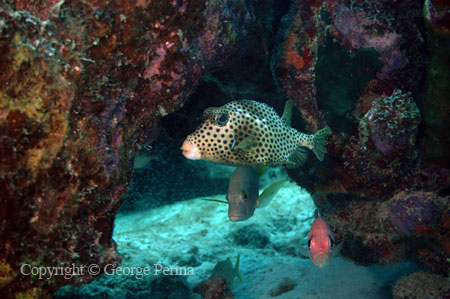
left=54, top=167, right=422, bottom=298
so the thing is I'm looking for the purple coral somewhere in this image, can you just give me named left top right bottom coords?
left=363, top=90, right=421, bottom=154
left=389, top=192, right=436, bottom=235
left=334, top=5, right=409, bottom=80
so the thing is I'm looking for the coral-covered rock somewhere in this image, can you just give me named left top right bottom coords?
left=335, top=90, right=421, bottom=198
left=275, top=0, right=449, bottom=202
left=363, top=90, right=421, bottom=155
left=272, top=0, right=449, bottom=201
left=194, top=277, right=234, bottom=299
left=392, top=271, right=450, bottom=299
left=0, top=0, right=262, bottom=297
left=274, top=2, right=450, bottom=270
left=389, top=193, right=436, bottom=236
left=322, top=191, right=450, bottom=272
left=271, top=0, right=325, bottom=132
left=1, top=0, right=449, bottom=297
left=272, top=0, right=426, bottom=132
left=323, top=199, right=406, bottom=266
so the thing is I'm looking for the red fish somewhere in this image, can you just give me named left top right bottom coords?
left=306, top=217, right=337, bottom=268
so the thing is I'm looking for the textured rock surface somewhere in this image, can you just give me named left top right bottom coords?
left=273, top=0, right=441, bottom=199
left=194, top=277, right=234, bottom=299
left=269, top=0, right=450, bottom=271
left=273, top=0, right=426, bottom=132
left=392, top=271, right=450, bottom=299
left=330, top=90, right=422, bottom=199
left=0, top=0, right=263, bottom=297
left=322, top=191, right=450, bottom=275
left=2, top=0, right=450, bottom=297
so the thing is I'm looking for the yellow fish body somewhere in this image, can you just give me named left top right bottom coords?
left=181, top=100, right=330, bottom=167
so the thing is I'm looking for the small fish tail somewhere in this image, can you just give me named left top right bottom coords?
left=312, top=127, right=330, bottom=161
left=281, top=100, right=293, bottom=126
left=257, top=178, right=289, bottom=208
left=235, top=254, right=243, bottom=282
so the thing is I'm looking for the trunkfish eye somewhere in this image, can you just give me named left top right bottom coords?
left=215, top=113, right=229, bottom=126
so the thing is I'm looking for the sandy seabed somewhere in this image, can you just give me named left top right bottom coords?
left=112, top=182, right=419, bottom=299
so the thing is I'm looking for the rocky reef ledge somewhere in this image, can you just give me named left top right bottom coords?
left=1, top=0, right=449, bottom=297
left=0, top=0, right=262, bottom=297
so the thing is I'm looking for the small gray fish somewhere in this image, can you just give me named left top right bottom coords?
left=202, top=166, right=288, bottom=221
left=210, top=254, right=243, bottom=286
left=227, top=167, right=259, bottom=221
left=181, top=100, right=330, bottom=167
left=226, top=166, right=289, bottom=221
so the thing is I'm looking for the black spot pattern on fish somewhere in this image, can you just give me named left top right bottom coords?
left=186, top=100, right=326, bottom=166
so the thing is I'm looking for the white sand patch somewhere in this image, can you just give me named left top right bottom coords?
left=114, top=182, right=313, bottom=278
left=113, top=181, right=418, bottom=298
